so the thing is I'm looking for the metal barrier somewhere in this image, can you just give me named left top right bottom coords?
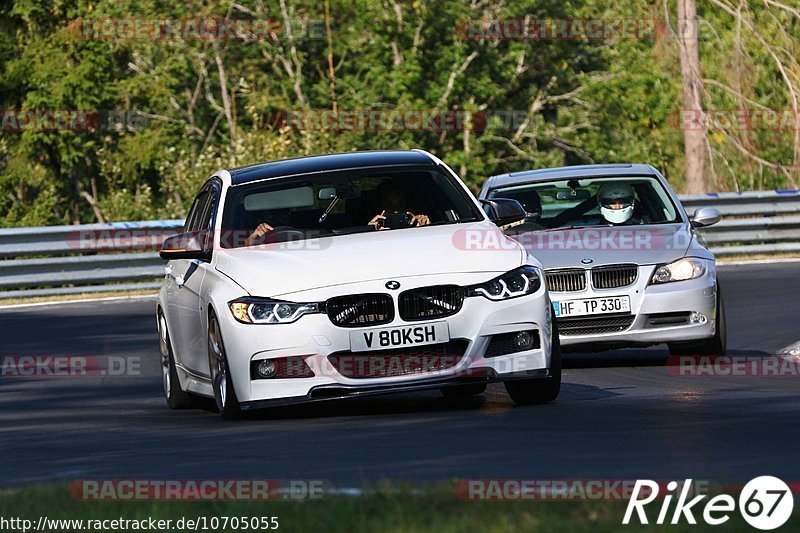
left=0, top=192, right=797, bottom=299
left=679, top=191, right=800, bottom=256
left=0, top=220, right=182, bottom=299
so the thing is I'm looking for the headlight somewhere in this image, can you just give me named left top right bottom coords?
left=651, top=258, right=706, bottom=284
left=229, top=298, right=320, bottom=324
left=466, top=266, right=542, bottom=300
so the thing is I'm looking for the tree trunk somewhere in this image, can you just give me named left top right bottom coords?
left=677, top=0, right=707, bottom=194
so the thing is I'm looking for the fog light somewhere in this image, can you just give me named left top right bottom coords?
left=256, top=359, right=277, bottom=378
left=513, top=331, right=534, bottom=350
left=690, top=312, right=707, bottom=324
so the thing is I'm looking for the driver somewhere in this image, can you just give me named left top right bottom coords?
left=368, top=181, right=430, bottom=230
left=597, top=183, right=641, bottom=225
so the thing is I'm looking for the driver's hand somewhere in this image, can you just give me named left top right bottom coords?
left=410, top=214, right=430, bottom=227
left=245, top=222, right=274, bottom=246
left=368, top=211, right=387, bottom=230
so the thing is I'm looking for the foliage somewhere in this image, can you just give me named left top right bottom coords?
left=1, top=0, right=798, bottom=226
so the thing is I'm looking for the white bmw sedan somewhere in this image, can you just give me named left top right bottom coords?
left=157, top=150, right=558, bottom=418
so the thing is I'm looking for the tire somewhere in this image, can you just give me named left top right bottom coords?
left=505, top=315, right=562, bottom=406
left=668, top=284, right=727, bottom=356
left=158, top=311, right=196, bottom=409
left=208, top=312, right=243, bottom=419
left=441, top=383, right=487, bottom=397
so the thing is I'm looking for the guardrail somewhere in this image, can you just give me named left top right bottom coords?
left=0, top=220, right=182, bottom=299
left=679, top=191, right=800, bottom=256
left=0, top=191, right=797, bottom=299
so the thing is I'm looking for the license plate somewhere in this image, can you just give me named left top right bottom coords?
left=553, top=296, right=631, bottom=317
left=349, top=322, right=450, bottom=352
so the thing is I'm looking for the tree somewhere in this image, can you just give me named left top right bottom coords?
left=677, top=0, right=707, bottom=194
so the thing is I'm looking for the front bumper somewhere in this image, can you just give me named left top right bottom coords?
left=239, top=368, right=551, bottom=411
left=552, top=264, right=718, bottom=350
left=217, top=272, right=553, bottom=404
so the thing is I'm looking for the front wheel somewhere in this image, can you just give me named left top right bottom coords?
left=505, top=315, right=561, bottom=406
left=158, top=311, right=197, bottom=409
left=208, top=312, right=242, bottom=419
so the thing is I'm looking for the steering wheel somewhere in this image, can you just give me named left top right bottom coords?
left=269, top=226, right=305, bottom=239
left=250, top=226, right=306, bottom=245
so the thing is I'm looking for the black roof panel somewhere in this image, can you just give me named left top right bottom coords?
left=229, top=150, right=436, bottom=185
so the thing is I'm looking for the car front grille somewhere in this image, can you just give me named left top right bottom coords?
left=326, top=293, right=394, bottom=327
left=399, top=285, right=464, bottom=321
left=591, top=264, right=638, bottom=289
left=327, top=340, right=469, bottom=379
left=545, top=269, right=587, bottom=292
left=557, top=314, right=635, bottom=336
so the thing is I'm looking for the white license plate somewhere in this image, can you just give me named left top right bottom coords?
left=349, top=322, right=450, bottom=352
left=553, top=296, right=631, bottom=317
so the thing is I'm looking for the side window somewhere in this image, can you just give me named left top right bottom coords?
left=184, top=191, right=207, bottom=233
left=197, top=192, right=215, bottom=233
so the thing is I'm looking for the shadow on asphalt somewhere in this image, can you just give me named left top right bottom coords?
left=190, top=381, right=624, bottom=421
left=563, top=347, right=773, bottom=369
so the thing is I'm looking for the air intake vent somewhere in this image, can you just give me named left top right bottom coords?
left=556, top=314, right=635, bottom=336
left=645, top=312, right=691, bottom=328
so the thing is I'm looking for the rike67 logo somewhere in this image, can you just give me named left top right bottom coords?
left=624, top=476, right=794, bottom=529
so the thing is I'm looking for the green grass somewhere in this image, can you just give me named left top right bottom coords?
left=0, top=484, right=794, bottom=532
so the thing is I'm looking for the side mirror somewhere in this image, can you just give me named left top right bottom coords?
left=480, top=198, right=526, bottom=227
left=690, top=207, right=721, bottom=228
left=159, top=231, right=212, bottom=261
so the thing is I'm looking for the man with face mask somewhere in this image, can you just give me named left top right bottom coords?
left=597, top=183, right=641, bottom=225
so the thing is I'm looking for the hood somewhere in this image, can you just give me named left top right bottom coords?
left=214, top=221, right=524, bottom=297
left=510, top=223, right=693, bottom=270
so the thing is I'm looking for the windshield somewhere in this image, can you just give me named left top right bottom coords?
left=487, top=176, right=680, bottom=231
left=221, top=166, right=482, bottom=248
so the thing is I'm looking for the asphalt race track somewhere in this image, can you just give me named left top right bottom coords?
left=1, top=262, right=798, bottom=489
